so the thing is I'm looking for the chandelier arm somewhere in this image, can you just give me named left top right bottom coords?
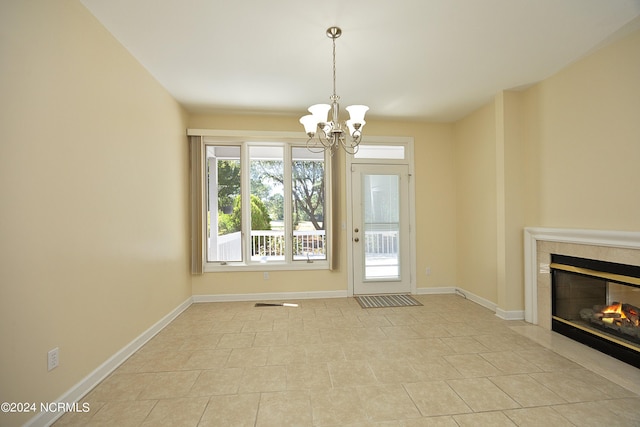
left=339, top=137, right=359, bottom=155
left=306, top=137, right=328, bottom=154
left=317, top=129, right=334, bottom=148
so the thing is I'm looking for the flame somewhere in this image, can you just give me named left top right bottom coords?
left=601, top=303, right=626, bottom=324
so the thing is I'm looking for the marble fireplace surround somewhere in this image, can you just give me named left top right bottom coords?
left=524, top=227, right=640, bottom=327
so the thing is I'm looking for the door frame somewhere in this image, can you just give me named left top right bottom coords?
left=346, top=136, right=416, bottom=296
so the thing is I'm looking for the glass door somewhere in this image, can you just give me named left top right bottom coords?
left=351, top=164, right=411, bottom=295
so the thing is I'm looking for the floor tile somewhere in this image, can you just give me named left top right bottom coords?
left=51, top=296, right=640, bottom=427
left=178, top=333, right=223, bottom=351
left=328, top=360, right=379, bottom=387
left=310, top=387, right=369, bottom=425
left=551, top=401, right=628, bottom=426
left=452, top=411, right=517, bottom=426
left=256, top=391, right=312, bottom=426
left=503, top=406, right=575, bottom=427
left=440, top=336, right=490, bottom=354
left=84, top=400, right=156, bottom=427
left=266, top=344, right=306, bottom=365
left=216, top=332, right=255, bottom=349
left=198, top=393, right=260, bottom=427
left=479, top=351, right=542, bottom=374
left=529, top=370, right=614, bottom=403
left=286, top=363, right=332, bottom=390
left=304, top=343, right=345, bottom=364
left=84, top=373, right=152, bottom=402
left=188, top=368, right=243, bottom=396
left=488, top=373, right=566, bottom=407
left=403, top=381, right=472, bottom=417
left=446, top=377, right=520, bottom=412
left=408, top=356, right=463, bottom=381
left=225, top=347, right=269, bottom=368
left=443, top=353, right=503, bottom=377
left=368, top=358, right=420, bottom=384
left=184, top=348, right=230, bottom=370
left=401, top=416, right=459, bottom=426
left=140, top=397, right=208, bottom=427
left=357, top=384, right=422, bottom=422
left=136, top=371, right=201, bottom=400
left=239, top=365, right=288, bottom=393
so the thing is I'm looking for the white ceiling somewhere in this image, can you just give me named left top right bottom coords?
left=81, top=0, right=640, bottom=122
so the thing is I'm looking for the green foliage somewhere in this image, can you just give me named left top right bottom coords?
left=248, top=194, right=272, bottom=230
left=217, top=194, right=272, bottom=235
left=217, top=212, right=235, bottom=235
left=216, top=160, right=241, bottom=210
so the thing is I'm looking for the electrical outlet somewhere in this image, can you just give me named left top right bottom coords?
left=48, top=347, right=59, bottom=371
left=263, top=272, right=269, bottom=280
left=426, top=267, right=431, bottom=276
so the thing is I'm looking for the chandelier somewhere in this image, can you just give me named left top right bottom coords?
left=299, top=27, right=369, bottom=155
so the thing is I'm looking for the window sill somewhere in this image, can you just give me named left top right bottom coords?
left=203, top=261, right=330, bottom=273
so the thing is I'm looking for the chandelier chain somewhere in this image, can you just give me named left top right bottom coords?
left=332, top=35, right=337, bottom=99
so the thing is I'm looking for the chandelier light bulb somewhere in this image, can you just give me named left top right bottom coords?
left=299, top=115, right=319, bottom=136
left=308, top=104, right=331, bottom=123
left=346, top=105, right=369, bottom=124
left=346, top=119, right=366, bottom=137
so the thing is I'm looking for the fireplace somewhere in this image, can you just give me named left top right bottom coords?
left=551, top=254, right=640, bottom=368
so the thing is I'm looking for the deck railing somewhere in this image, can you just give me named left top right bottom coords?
left=213, top=228, right=398, bottom=261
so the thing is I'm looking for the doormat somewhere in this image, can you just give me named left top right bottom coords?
left=355, top=294, right=422, bottom=308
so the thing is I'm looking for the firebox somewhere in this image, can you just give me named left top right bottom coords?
left=551, top=254, right=640, bottom=368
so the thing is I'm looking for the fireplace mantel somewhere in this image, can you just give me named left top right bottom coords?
left=524, top=227, right=640, bottom=325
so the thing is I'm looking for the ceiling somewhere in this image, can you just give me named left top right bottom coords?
left=80, top=0, right=640, bottom=122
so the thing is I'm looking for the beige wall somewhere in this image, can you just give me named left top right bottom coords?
left=522, top=27, right=640, bottom=231
left=453, top=102, right=499, bottom=304
left=0, top=2, right=191, bottom=425
left=188, top=115, right=458, bottom=295
left=497, top=92, right=526, bottom=312
left=451, top=26, right=639, bottom=312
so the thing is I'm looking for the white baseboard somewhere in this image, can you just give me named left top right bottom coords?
left=416, top=286, right=524, bottom=320
left=454, top=288, right=498, bottom=312
left=495, top=308, right=525, bottom=320
left=416, top=286, right=456, bottom=295
left=192, top=290, right=348, bottom=303
left=26, top=297, right=192, bottom=427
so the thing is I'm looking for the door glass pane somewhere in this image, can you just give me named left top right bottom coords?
left=206, top=145, right=241, bottom=262
left=292, top=147, right=326, bottom=261
left=362, top=174, right=400, bottom=280
left=249, top=146, right=284, bottom=262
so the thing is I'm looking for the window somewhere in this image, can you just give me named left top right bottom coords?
left=353, top=144, right=405, bottom=160
left=193, top=133, right=331, bottom=272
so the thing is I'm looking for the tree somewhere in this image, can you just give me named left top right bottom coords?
left=292, top=160, right=324, bottom=230
left=218, top=194, right=272, bottom=235
left=216, top=160, right=240, bottom=211
left=253, top=159, right=325, bottom=230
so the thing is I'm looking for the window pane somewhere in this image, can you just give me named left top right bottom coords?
left=206, top=145, right=241, bottom=262
left=292, top=147, right=326, bottom=261
left=354, top=144, right=405, bottom=160
left=249, top=146, right=284, bottom=262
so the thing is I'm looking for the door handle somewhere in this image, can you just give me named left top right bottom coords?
left=354, top=228, right=359, bottom=233
left=354, top=237, right=360, bottom=242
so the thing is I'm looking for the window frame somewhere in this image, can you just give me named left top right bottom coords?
left=188, top=129, right=333, bottom=273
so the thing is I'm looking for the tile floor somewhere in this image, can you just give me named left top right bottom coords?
left=54, top=294, right=640, bottom=426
